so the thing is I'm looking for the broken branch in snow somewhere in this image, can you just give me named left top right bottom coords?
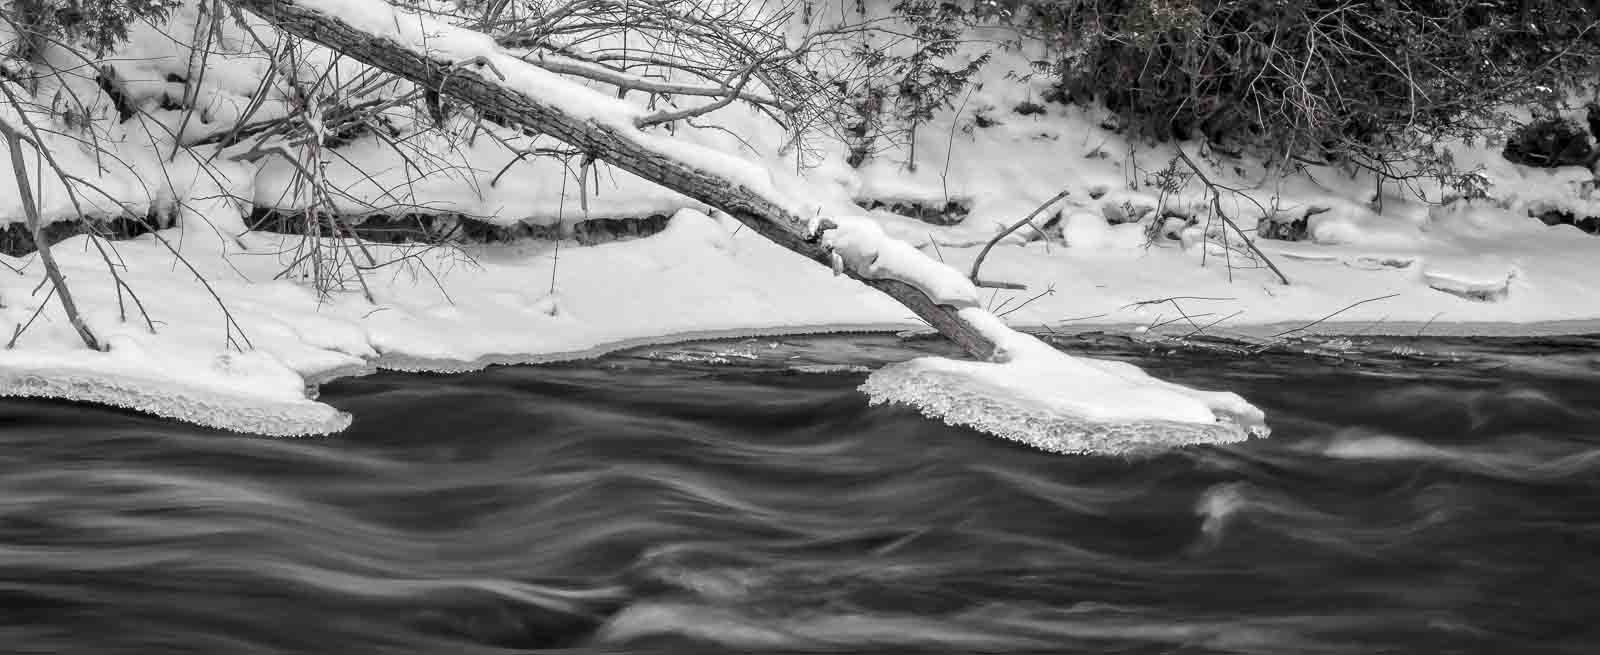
left=969, top=189, right=1070, bottom=289
left=232, top=0, right=1000, bottom=360
left=1172, top=146, right=1291, bottom=285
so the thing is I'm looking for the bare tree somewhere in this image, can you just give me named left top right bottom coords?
left=219, top=0, right=1006, bottom=358
left=0, top=0, right=1012, bottom=358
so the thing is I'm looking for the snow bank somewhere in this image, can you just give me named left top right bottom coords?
left=861, top=308, right=1266, bottom=455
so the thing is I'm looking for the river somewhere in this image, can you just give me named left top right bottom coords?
left=1, top=332, right=1596, bottom=653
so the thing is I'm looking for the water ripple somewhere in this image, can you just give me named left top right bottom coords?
left=2, top=333, right=1598, bottom=652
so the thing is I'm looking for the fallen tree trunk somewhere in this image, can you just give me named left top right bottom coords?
left=229, top=0, right=998, bottom=360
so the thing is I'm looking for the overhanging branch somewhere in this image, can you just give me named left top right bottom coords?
left=229, top=0, right=999, bottom=360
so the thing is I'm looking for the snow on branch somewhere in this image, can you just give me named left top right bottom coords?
left=230, top=0, right=1003, bottom=359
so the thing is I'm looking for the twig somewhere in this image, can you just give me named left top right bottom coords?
left=996, top=284, right=1056, bottom=319
left=548, top=235, right=561, bottom=295
left=1172, top=146, right=1290, bottom=285
left=1414, top=312, right=1442, bottom=339
left=1150, top=313, right=1216, bottom=330
left=1122, top=296, right=1236, bottom=309
left=1058, top=313, right=1109, bottom=323
left=1270, top=293, right=1400, bottom=339
left=8, top=282, right=54, bottom=349
left=969, top=188, right=1070, bottom=286
left=941, top=87, right=973, bottom=205
left=1180, top=310, right=1244, bottom=340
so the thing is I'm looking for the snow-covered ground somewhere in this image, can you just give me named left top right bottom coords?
left=3, top=0, right=1599, bottom=444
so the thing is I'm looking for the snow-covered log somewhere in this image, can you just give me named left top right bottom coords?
left=228, top=0, right=999, bottom=360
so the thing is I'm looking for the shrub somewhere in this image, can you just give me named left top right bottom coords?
left=842, top=1, right=991, bottom=169
left=3, top=0, right=183, bottom=59
left=964, top=1, right=1600, bottom=168
left=1503, top=114, right=1596, bottom=168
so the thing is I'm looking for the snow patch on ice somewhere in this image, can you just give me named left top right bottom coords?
left=1422, top=261, right=1517, bottom=303
left=861, top=308, right=1267, bottom=455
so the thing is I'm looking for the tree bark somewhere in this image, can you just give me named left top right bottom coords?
left=228, top=0, right=998, bottom=360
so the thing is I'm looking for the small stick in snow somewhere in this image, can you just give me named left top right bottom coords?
left=1122, top=296, right=1236, bottom=309
left=7, top=283, right=55, bottom=349
left=968, top=189, right=1071, bottom=289
left=996, top=284, right=1057, bottom=319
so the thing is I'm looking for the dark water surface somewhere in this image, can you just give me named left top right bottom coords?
left=2, top=333, right=1599, bottom=654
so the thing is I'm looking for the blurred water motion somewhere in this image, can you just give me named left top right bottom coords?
left=1, top=333, right=1597, bottom=653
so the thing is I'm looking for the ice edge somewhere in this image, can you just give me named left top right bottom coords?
left=7, top=318, right=1590, bottom=439
left=860, top=364, right=1254, bottom=456
left=0, top=366, right=351, bottom=437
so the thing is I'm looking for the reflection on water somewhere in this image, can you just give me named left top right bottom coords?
left=1, top=332, right=1598, bottom=653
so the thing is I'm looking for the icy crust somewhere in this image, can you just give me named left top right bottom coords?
left=861, top=363, right=1258, bottom=455
left=861, top=307, right=1268, bottom=455
left=0, top=366, right=350, bottom=436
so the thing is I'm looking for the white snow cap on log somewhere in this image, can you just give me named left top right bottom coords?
left=814, top=216, right=980, bottom=308
left=297, top=0, right=639, bottom=123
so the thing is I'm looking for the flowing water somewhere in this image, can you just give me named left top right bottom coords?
left=2, top=332, right=1598, bottom=654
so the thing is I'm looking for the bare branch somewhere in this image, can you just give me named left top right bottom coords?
left=969, top=189, right=1070, bottom=288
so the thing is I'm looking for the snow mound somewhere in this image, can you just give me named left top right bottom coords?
left=862, top=310, right=1268, bottom=455
left=1423, top=266, right=1516, bottom=303
left=0, top=365, right=350, bottom=436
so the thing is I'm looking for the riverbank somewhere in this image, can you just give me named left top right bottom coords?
left=6, top=206, right=1593, bottom=435
left=5, top=204, right=1600, bottom=435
